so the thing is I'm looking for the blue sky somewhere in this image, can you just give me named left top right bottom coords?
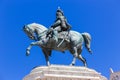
left=0, top=0, right=120, bottom=80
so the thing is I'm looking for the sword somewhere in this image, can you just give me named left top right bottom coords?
left=57, top=32, right=69, bottom=47
left=57, top=38, right=65, bottom=47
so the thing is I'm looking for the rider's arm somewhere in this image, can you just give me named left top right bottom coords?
left=51, top=19, right=61, bottom=29
left=65, top=18, right=72, bottom=30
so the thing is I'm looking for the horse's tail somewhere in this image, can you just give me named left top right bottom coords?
left=82, top=32, right=92, bottom=53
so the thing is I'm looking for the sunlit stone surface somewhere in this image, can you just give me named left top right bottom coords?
left=110, top=68, right=120, bottom=80
left=23, top=65, right=107, bottom=80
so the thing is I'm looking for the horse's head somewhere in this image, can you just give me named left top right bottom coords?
left=23, top=23, right=48, bottom=40
left=23, top=24, right=36, bottom=40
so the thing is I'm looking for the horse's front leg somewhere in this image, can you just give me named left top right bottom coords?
left=42, top=49, right=52, bottom=66
left=26, top=41, right=42, bottom=56
left=70, top=47, right=78, bottom=66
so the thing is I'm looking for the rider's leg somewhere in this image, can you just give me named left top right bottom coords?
left=65, top=30, right=70, bottom=42
left=53, top=30, right=58, bottom=42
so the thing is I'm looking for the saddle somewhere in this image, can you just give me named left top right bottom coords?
left=58, top=31, right=70, bottom=42
left=46, top=29, right=70, bottom=42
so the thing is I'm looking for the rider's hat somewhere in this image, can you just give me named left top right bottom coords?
left=57, top=7, right=64, bottom=15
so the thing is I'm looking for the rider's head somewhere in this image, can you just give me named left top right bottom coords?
left=56, top=7, right=64, bottom=17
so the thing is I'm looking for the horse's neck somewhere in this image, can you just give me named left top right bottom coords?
left=34, top=26, right=46, bottom=33
left=35, top=28, right=42, bottom=34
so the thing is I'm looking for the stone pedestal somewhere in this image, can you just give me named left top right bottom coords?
left=110, top=68, right=120, bottom=80
left=23, top=65, right=107, bottom=80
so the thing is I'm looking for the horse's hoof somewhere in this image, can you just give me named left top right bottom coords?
left=70, top=63, right=75, bottom=66
left=88, top=49, right=92, bottom=54
left=26, top=51, right=30, bottom=56
left=26, top=54, right=29, bottom=56
left=84, top=64, right=87, bottom=67
left=47, top=63, right=51, bottom=66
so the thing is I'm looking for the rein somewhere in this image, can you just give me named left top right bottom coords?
left=37, top=30, right=48, bottom=40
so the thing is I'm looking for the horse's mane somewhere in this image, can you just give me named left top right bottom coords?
left=30, top=23, right=48, bottom=31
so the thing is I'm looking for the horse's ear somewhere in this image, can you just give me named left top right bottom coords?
left=23, top=25, right=26, bottom=28
left=22, top=25, right=26, bottom=31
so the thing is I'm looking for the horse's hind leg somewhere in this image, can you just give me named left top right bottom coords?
left=77, top=48, right=87, bottom=67
left=70, top=47, right=78, bottom=66
left=78, top=55, right=87, bottom=67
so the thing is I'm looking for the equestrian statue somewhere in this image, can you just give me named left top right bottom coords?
left=23, top=7, right=92, bottom=67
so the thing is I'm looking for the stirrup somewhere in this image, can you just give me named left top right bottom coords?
left=65, top=39, right=70, bottom=43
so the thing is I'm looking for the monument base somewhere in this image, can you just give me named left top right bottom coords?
left=23, top=65, right=107, bottom=80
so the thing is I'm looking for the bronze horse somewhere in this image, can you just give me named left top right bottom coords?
left=23, top=23, right=92, bottom=67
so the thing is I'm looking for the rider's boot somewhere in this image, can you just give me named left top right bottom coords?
left=53, top=30, right=58, bottom=42
left=53, top=35, right=58, bottom=42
